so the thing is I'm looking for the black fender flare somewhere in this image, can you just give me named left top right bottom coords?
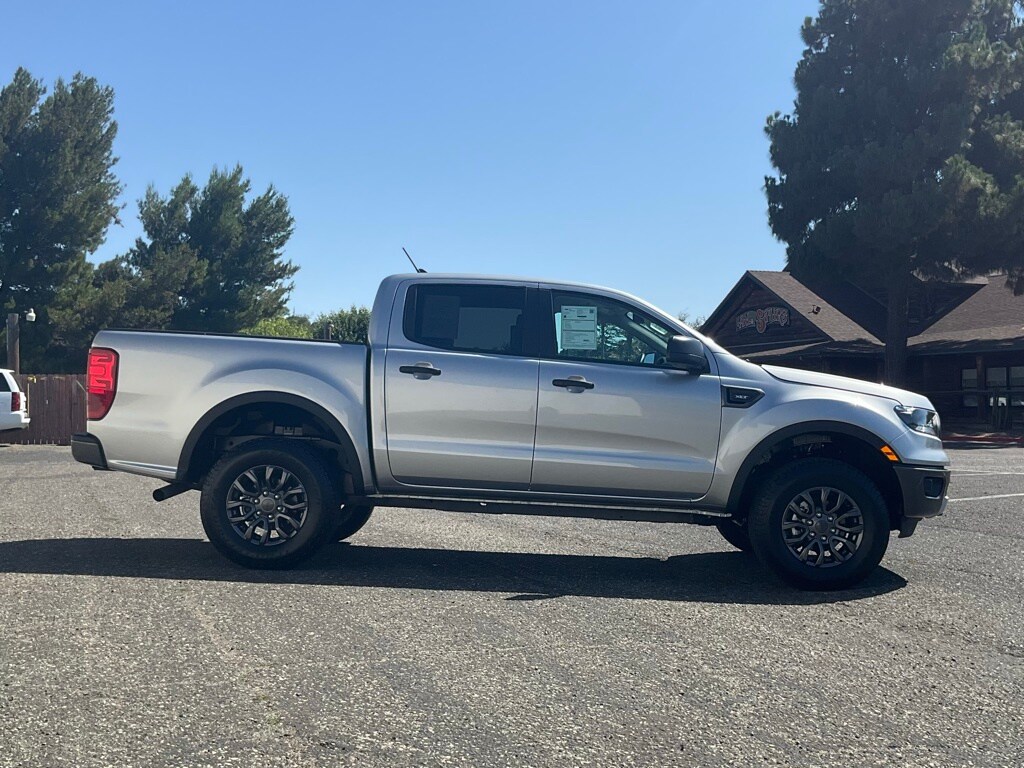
left=726, top=420, right=888, bottom=514
left=176, top=391, right=364, bottom=493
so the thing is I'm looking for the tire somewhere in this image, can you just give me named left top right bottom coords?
left=747, top=458, right=890, bottom=590
left=715, top=518, right=752, bottom=552
left=200, top=439, right=341, bottom=569
left=335, top=505, right=374, bottom=541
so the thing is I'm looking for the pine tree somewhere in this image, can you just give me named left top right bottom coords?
left=169, top=167, right=297, bottom=332
left=765, top=0, right=1024, bottom=384
left=0, top=68, right=121, bottom=371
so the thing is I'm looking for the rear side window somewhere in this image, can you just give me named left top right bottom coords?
left=0, top=373, right=10, bottom=393
left=404, top=284, right=527, bottom=356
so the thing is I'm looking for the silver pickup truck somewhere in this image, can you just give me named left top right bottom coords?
left=72, top=273, right=950, bottom=589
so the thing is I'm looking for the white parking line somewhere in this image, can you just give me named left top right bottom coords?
left=950, top=492, right=1024, bottom=502
left=953, top=470, right=1024, bottom=476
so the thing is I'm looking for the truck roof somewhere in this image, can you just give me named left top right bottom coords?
left=385, top=272, right=626, bottom=293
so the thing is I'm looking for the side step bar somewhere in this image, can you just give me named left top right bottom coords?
left=353, top=494, right=730, bottom=524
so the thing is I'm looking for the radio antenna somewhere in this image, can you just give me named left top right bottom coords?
left=403, top=247, right=426, bottom=273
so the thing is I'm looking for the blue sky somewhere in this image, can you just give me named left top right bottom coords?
left=4, top=1, right=820, bottom=320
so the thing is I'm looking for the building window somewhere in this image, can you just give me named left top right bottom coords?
left=962, top=368, right=978, bottom=389
left=963, top=394, right=980, bottom=408
left=987, top=367, right=1008, bottom=388
left=1011, top=366, right=1024, bottom=388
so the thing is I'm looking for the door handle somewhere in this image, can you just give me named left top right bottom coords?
left=399, top=363, right=442, bottom=379
left=552, top=377, right=594, bottom=390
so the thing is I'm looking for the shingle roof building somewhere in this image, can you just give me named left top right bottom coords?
left=702, top=270, right=1024, bottom=423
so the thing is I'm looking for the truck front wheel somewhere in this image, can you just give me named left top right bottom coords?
left=335, top=505, right=374, bottom=541
left=200, top=439, right=341, bottom=569
left=747, top=458, right=890, bottom=590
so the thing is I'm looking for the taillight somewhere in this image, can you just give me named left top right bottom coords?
left=10, top=392, right=20, bottom=412
left=87, top=347, right=119, bottom=420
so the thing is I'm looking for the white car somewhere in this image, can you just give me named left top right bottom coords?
left=0, top=369, right=29, bottom=432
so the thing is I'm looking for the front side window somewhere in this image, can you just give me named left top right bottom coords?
left=404, top=284, right=526, bottom=355
left=549, top=291, right=675, bottom=367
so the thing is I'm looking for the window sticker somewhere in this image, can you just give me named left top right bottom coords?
left=560, top=305, right=598, bottom=350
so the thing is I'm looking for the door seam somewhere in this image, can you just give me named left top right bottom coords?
left=528, top=359, right=541, bottom=489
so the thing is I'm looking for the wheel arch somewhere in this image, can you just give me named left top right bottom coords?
left=177, top=391, right=364, bottom=494
left=726, top=420, right=903, bottom=526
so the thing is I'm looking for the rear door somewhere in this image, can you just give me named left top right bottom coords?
left=530, top=289, right=722, bottom=499
left=383, top=281, right=541, bottom=490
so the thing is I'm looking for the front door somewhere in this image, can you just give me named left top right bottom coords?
left=531, top=289, right=722, bottom=499
left=384, top=281, right=540, bottom=490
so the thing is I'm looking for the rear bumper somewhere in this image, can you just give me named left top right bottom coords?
left=71, top=433, right=109, bottom=470
left=893, top=464, right=949, bottom=534
left=0, top=414, right=30, bottom=432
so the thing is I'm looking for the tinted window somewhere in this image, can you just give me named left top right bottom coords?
left=405, top=284, right=527, bottom=355
left=549, top=291, right=675, bottom=367
left=0, top=373, right=9, bottom=393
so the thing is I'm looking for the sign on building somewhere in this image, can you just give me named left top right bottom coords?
left=735, top=306, right=790, bottom=334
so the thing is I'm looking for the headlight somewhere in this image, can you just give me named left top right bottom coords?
left=894, top=405, right=941, bottom=436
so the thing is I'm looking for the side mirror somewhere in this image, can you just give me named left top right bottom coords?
left=666, top=335, right=709, bottom=375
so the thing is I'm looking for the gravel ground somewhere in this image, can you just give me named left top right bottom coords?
left=0, top=444, right=1021, bottom=767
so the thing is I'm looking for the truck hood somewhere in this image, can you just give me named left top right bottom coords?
left=762, top=365, right=934, bottom=409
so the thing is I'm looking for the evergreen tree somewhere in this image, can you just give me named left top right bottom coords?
left=49, top=178, right=207, bottom=362
left=52, top=167, right=297, bottom=362
left=168, top=167, right=297, bottom=332
left=765, top=0, right=1024, bottom=384
left=0, top=68, right=121, bottom=371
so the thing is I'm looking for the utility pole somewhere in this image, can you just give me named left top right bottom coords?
left=5, top=313, right=19, bottom=375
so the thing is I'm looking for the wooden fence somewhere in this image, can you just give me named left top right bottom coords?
left=3, top=374, right=87, bottom=445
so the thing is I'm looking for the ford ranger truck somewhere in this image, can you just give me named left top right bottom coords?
left=71, top=274, right=950, bottom=589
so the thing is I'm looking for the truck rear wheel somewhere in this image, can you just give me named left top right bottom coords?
left=748, top=458, right=890, bottom=590
left=335, top=505, right=374, bottom=541
left=200, top=439, right=341, bottom=569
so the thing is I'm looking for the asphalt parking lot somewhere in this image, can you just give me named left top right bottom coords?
left=0, top=445, right=1021, bottom=768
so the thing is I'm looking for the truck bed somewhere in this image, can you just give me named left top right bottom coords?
left=88, top=330, right=369, bottom=481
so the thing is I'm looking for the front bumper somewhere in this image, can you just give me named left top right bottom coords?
left=71, top=433, right=109, bottom=470
left=893, top=464, right=950, bottom=535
